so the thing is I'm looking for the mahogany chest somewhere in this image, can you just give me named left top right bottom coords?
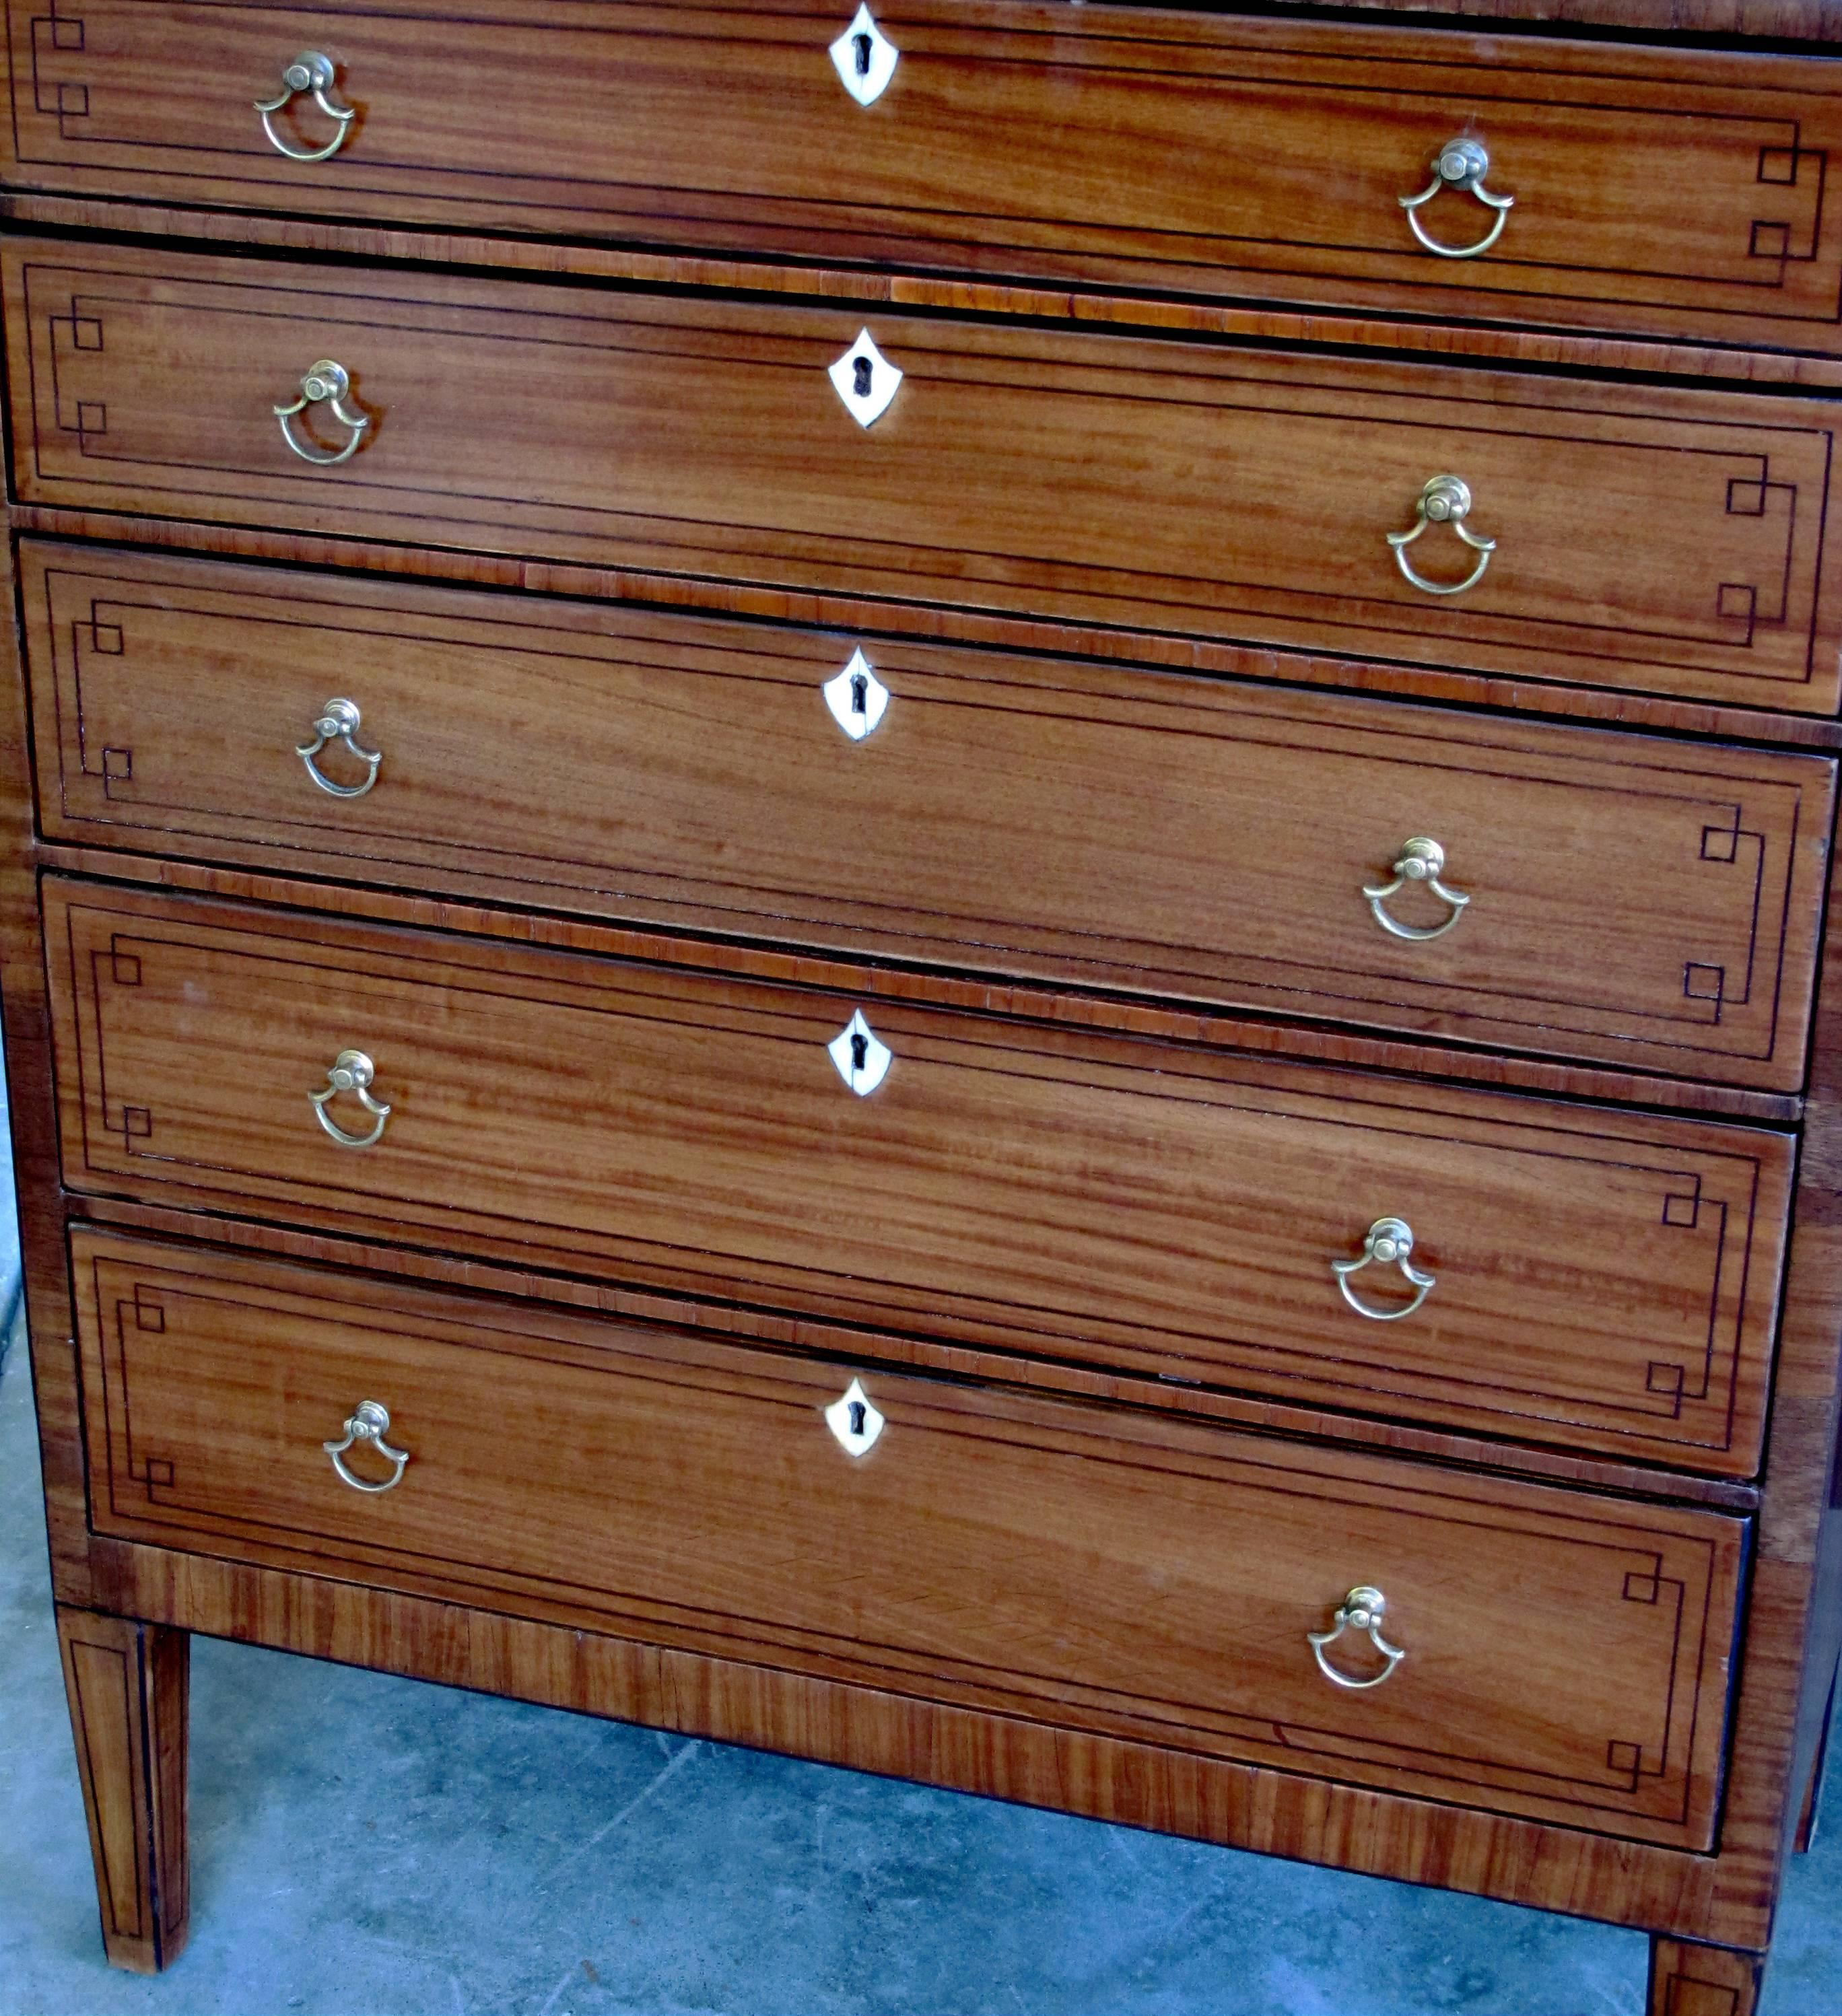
left=6, top=3, right=1842, bottom=2008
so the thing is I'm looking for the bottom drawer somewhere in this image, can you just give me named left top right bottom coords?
left=72, top=1228, right=1744, bottom=1849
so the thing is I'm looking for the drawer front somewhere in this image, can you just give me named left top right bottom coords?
left=71, top=1228, right=1746, bottom=1848
left=8, top=1, right=1842, bottom=357
left=45, top=880, right=1792, bottom=1474
left=9, top=240, right=1842, bottom=715
left=25, top=544, right=1834, bottom=1088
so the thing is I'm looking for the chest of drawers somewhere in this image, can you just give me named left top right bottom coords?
left=5, top=3, right=1842, bottom=2009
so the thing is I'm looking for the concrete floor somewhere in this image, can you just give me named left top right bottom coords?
left=1, top=1344, right=1838, bottom=2014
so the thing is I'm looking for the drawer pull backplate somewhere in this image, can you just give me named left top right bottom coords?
left=322, top=1399, right=409, bottom=1494
left=1399, top=137, right=1513, bottom=259
left=310, top=1047, right=392, bottom=1148
left=1333, top=1216, right=1436, bottom=1322
left=1388, top=475, right=1497, bottom=596
left=275, top=359, right=369, bottom=466
left=1308, top=1585, right=1406, bottom=1690
left=1363, top=836, right=1471, bottom=942
left=296, top=696, right=382, bottom=797
left=254, top=51, right=355, bottom=163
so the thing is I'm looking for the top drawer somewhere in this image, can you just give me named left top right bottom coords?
left=8, top=2, right=1842, bottom=359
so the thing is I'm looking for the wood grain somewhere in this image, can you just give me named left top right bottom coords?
left=60, top=1193, right=1769, bottom=1509
left=43, top=876, right=1796, bottom=1473
left=55, top=1607, right=189, bottom=1976
left=7, top=1, right=1841, bottom=357
left=92, top=1528, right=1735, bottom=1935
left=1265, top=0, right=1842, bottom=44
left=21, top=542, right=1834, bottom=1086
left=24, top=836, right=1813, bottom=1123
left=9, top=239, right=1842, bottom=714
left=11, top=192, right=1842, bottom=398
left=69, top=1225, right=1746, bottom=1848
left=1649, top=1938, right=1765, bottom=2016
left=20, top=512, right=1842, bottom=757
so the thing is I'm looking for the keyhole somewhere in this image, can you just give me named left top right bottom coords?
left=848, top=1399, right=867, bottom=1437
left=853, top=30, right=872, bottom=75
left=849, top=672, right=868, bottom=716
left=853, top=356, right=873, bottom=399
left=850, top=1032, right=868, bottom=1073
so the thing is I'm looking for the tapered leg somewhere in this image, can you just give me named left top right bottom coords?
left=1649, top=1938, right=1765, bottom=2016
left=56, top=1607, right=191, bottom=1973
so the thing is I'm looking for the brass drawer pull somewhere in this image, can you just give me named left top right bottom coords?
left=1388, top=475, right=1496, bottom=596
left=310, top=1048, right=391, bottom=1148
left=1333, top=1217, right=1435, bottom=1322
left=255, top=51, right=355, bottom=162
left=1399, top=137, right=1513, bottom=259
left=1363, top=836, right=1470, bottom=942
left=275, top=359, right=369, bottom=466
left=322, top=1399, right=409, bottom=1494
left=296, top=697, right=382, bottom=798
left=1309, top=1586, right=1406, bottom=1690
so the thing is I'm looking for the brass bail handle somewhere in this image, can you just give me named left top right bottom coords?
left=1308, top=1586, right=1406, bottom=1690
left=1363, top=836, right=1470, bottom=943
left=309, top=1047, right=392, bottom=1148
left=1332, top=1216, right=1436, bottom=1322
left=275, top=359, right=369, bottom=466
left=323, top=1399, right=409, bottom=1493
left=1388, top=475, right=1497, bottom=597
left=296, top=697, right=382, bottom=798
left=1399, top=136, right=1513, bottom=258
left=256, top=50, right=355, bottom=162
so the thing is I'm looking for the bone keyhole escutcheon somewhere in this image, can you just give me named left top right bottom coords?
left=825, top=1379, right=885, bottom=1455
left=830, top=6, right=898, bottom=105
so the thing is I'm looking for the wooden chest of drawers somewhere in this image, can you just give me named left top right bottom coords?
left=5, top=2, right=1841, bottom=2009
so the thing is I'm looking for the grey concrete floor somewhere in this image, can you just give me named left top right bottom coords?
left=1, top=1344, right=1839, bottom=2014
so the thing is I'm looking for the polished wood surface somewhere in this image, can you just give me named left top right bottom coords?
left=55, top=1607, right=189, bottom=1976
left=44, top=876, right=1796, bottom=1472
left=9, top=240, right=1842, bottom=714
left=70, top=1226, right=1745, bottom=1847
left=1270, top=0, right=1841, bottom=42
left=28, top=833, right=1814, bottom=1125
left=23, top=543, right=1833, bottom=1085
left=6, top=0, right=1842, bottom=1997
left=63, top=1189, right=1767, bottom=1509
left=7, top=1, right=1841, bottom=357
left=26, top=503, right=1842, bottom=756
left=14, top=190, right=1842, bottom=400
left=1648, top=1938, right=1765, bottom=2016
